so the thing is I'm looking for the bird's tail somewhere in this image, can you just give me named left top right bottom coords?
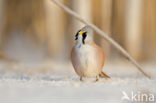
left=99, top=71, right=110, bottom=78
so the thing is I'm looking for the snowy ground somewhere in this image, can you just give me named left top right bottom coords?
left=0, top=60, right=156, bottom=103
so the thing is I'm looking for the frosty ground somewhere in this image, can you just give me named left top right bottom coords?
left=0, top=60, right=155, bottom=103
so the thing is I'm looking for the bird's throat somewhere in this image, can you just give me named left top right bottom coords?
left=76, top=43, right=82, bottom=48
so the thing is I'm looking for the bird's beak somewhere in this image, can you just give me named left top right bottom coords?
left=79, top=31, right=83, bottom=35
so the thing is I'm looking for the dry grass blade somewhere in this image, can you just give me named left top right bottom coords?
left=51, top=0, right=151, bottom=79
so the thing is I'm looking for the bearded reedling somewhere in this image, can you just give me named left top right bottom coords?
left=71, top=25, right=110, bottom=81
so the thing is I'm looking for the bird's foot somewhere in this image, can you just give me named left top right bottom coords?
left=80, top=76, right=83, bottom=81
left=95, top=76, right=99, bottom=81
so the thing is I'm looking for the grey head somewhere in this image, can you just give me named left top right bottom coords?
left=75, top=25, right=94, bottom=45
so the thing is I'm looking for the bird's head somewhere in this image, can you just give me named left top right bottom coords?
left=75, top=25, right=94, bottom=45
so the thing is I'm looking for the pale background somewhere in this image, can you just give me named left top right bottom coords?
left=0, top=0, right=156, bottom=103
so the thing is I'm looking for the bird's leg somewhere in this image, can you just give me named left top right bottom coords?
left=80, top=76, right=83, bottom=81
left=95, top=75, right=99, bottom=81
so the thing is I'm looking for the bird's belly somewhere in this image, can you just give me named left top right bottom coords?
left=81, top=64, right=100, bottom=77
left=74, top=46, right=101, bottom=77
left=76, top=57, right=100, bottom=77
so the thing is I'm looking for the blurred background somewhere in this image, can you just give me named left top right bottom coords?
left=0, top=1, right=156, bottom=103
left=0, top=0, right=156, bottom=76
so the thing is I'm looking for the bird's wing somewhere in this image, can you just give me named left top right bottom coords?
left=92, top=42, right=105, bottom=68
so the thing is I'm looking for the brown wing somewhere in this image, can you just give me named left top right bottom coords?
left=92, top=42, right=105, bottom=69
left=70, top=46, right=77, bottom=69
left=92, top=42, right=111, bottom=78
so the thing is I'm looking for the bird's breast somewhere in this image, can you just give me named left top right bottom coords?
left=72, top=44, right=101, bottom=77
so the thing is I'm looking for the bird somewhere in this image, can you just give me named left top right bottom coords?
left=71, top=25, right=110, bottom=81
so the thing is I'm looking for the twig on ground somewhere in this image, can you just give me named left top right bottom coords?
left=51, top=0, right=151, bottom=79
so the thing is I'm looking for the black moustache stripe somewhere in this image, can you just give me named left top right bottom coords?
left=82, top=32, right=87, bottom=44
left=75, top=30, right=80, bottom=40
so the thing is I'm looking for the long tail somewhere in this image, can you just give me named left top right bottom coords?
left=99, top=71, right=110, bottom=78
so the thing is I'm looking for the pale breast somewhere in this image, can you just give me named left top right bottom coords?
left=72, top=44, right=102, bottom=77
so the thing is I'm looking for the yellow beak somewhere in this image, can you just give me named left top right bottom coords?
left=79, top=31, right=83, bottom=35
